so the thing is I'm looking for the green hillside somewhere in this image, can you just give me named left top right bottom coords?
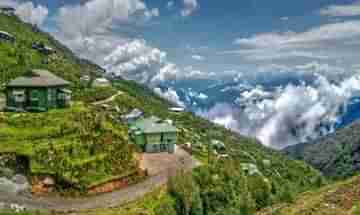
left=284, top=121, right=360, bottom=179
left=258, top=174, right=360, bottom=215
left=0, top=13, right=325, bottom=214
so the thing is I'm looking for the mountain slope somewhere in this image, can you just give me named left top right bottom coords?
left=284, top=121, right=360, bottom=179
left=0, top=13, right=324, bottom=214
left=258, top=175, right=360, bottom=215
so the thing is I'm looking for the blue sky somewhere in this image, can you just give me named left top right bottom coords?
left=2, top=0, right=360, bottom=85
left=11, top=0, right=360, bottom=83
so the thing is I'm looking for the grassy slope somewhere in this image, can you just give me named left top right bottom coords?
left=258, top=175, right=360, bottom=215
left=0, top=13, right=327, bottom=214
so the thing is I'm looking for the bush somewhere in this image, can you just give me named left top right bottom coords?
left=154, top=199, right=177, bottom=215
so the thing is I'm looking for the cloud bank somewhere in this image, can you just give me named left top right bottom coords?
left=320, top=2, right=360, bottom=17
left=154, top=87, right=185, bottom=107
left=199, top=74, right=360, bottom=149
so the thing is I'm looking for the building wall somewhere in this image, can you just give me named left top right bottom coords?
left=6, top=86, right=71, bottom=112
left=142, top=132, right=177, bottom=153
left=27, top=88, right=48, bottom=111
left=162, top=132, right=177, bottom=144
left=146, top=133, right=162, bottom=145
left=134, top=133, right=146, bottom=146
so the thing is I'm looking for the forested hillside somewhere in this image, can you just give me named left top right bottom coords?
left=285, top=121, right=360, bottom=179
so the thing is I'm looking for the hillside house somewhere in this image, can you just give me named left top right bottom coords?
left=130, top=116, right=177, bottom=153
left=5, top=70, right=71, bottom=112
left=0, top=6, right=15, bottom=16
left=169, top=107, right=185, bottom=113
left=0, top=31, right=15, bottom=42
left=122, top=108, right=144, bottom=123
left=32, top=42, right=55, bottom=55
left=92, top=78, right=110, bottom=87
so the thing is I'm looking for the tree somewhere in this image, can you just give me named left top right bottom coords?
left=154, top=200, right=177, bottom=215
left=168, top=170, right=204, bottom=215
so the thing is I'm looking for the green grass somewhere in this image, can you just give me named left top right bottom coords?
left=1, top=101, right=138, bottom=189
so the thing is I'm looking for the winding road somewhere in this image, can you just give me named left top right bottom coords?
left=91, top=91, right=123, bottom=106
left=0, top=148, right=200, bottom=213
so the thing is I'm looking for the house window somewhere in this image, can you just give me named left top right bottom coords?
left=13, top=90, right=25, bottom=103
left=58, top=93, right=65, bottom=100
left=48, top=89, right=53, bottom=101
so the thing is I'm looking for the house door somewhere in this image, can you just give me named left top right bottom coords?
left=160, top=144, right=167, bottom=152
left=30, top=90, right=40, bottom=108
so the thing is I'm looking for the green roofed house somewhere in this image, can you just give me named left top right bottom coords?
left=5, top=69, right=71, bottom=112
left=129, top=116, right=177, bottom=153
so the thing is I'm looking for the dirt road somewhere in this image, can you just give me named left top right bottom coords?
left=0, top=148, right=200, bottom=213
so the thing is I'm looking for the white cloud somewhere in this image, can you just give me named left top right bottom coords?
left=198, top=93, right=208, bottom=100
left=145, top=8, right=159, bottom=20
left=222, top=20, right=360, bottom=80
left=183, top=66, right=213, bottom=79
left=167, top=1, right=174, bottom=10
left=15, top=2, right=48, bottom=26
left=52, top=0, right=191, bottom=86
left=191, top=55, right=205, bottom=61
left=0, top=0, right=48, bottom=26
left=320, top=3, right=360, bottom=17
left=234, top=21, right=360, bottom=48
left=154, top=88, right=185, bottom=107
left=0, top=0, right=17, bottom=8
left=181, top=0, right=198, bottom=17
left=200, top=74, right=360, bottom=149
left=103, top=39, right=176, bottom=85
left=295, top=61, right=345, bottom=76
left=55, top=0, right=153, bottom=40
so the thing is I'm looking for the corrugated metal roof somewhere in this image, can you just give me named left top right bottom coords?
left=132, top=116, right=177, bottom=134
left=0, top=31, right=14, bottom=38
left=7, top=69, right=70, bottom=88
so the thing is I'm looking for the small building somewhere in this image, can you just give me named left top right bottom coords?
left=92, top=78, right=110, bottom=87
left=0, top=31, right=15, bottom=43
left=129, top=116, right=177, bottom=153
left=5, top=69, right=71, bottom=112
left=32, top=42, right=55, bottom=55
left=211, top=140, right=226, bottom=154
left=122, top=108, right=144, bottom=123
left=0, top=6, right=15, bottom=16
left=169, top=107, right=185, bottom=113
left=80, top=75, right=90, bottom=82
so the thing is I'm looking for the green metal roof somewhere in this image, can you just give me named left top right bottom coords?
left=7, top=69, right=70, bottom=88
left=132, top=116, right=177, bottom=134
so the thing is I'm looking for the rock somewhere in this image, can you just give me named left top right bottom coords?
left=184, top=142, right=192, bottom=148
left=241, top=163, right=261, bottom=176
left=0, top=168, right=14, bottom=179
left=12, top=174, right=27, bottom=185
left=0, top=177, right=17, bottom=193
left=10, top=203, right=26, bottom=213
left=43, top=176, right=55, bottom=186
